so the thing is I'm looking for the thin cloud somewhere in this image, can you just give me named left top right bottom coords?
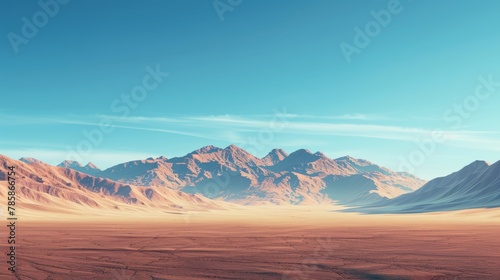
left=296, top=113, right=388, bottom=121
left=3, top=114, right=500, bottom=151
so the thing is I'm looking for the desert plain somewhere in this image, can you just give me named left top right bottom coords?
left=2, top=207, right=500, bottom=280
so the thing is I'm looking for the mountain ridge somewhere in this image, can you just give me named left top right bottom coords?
left=92, top=145, right=425, bottom=205
left=2, top=151, right=499, bottom=213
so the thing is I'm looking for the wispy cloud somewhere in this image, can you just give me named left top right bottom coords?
left=3, top=113, right=500, bottom=152
left=297, top=113, right=388, bottom=121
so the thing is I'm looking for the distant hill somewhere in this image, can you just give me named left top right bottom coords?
left=57, top=160, right=102, bottom=176
left=351, top=160, right=500, bottom=213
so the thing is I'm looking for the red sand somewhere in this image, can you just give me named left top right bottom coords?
left=3, top=218, right=499, bottom=280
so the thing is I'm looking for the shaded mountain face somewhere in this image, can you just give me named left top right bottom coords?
left=262, top=148, right=288, bottom=165
left=353, top=160, right=500, bottom=213
left=95, top=145, right=425, bottom=205
left=0, top=155, right=225, bottom=216
left=58, top=160, right=102, bottom=176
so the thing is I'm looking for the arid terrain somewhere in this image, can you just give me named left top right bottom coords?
left=1, top=154, right=500, bottom=279
left=1, top=153, right=500, bottom=279
left=3, top=208, right=500, bottom=280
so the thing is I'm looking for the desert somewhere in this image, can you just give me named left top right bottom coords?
left=3, top=207, right=500, bottom=279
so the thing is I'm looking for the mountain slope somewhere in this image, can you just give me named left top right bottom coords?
left=353, top=160, right=500, bottom=213
left=0, top=155, right=227, bottom=218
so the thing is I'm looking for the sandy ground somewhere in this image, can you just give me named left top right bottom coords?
left=2, top=207, right=500, bottom=280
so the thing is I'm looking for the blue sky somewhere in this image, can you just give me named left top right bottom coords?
left=1, top=0, right=500, bottom=179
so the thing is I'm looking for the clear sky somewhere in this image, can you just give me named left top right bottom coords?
left=1, top=0, right=500, bottom=179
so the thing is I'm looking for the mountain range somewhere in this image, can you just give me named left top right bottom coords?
left=1, top=145, right=499, bottom=215
left=80, top=145, right=424, bottom=205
